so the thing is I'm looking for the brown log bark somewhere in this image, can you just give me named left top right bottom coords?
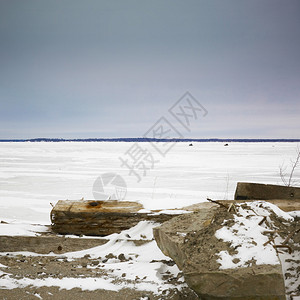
left=51, top=200, right=183, bottom=236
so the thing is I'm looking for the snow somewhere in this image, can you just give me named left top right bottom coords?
left=0, top=275, right=123, bottom=292
left=0, top=221, right=187, bottom=294
left=0, top=141, right=299, bottom=295
left=149, top=209, right=192, bottom=215
left=1, top=141, right=299, bottom=224
left=279, top=249, right=300, bottom=296
left=214, top=200, right=300, bottom=298
left=215, top=201, right=291, bottom=269
left=289, top=210, right=300, bottom=218
left=0, top=222, right=49, bottom=236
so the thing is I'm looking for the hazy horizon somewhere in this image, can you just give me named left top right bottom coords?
left=0, top=137, right=300, bottom=142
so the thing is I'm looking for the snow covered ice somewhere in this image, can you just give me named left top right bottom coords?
left=0, top=141, right=299, bottom=225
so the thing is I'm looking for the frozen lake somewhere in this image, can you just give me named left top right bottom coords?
left=0, top=142, right=299, bottom=224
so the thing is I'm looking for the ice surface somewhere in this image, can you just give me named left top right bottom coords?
left=0, top=142, right=299, bottom=224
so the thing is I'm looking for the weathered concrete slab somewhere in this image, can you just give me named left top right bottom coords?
left=0, top=235, right=152, bottom=254
left=153, top=208, right=286, bottom=300
left=0, top=235, right=109, bottom=254
left=153, top=208, right=217, bottom=270
left=235, top=182, right=300, bottom=201
left=51, top=198, right=300, bottom=236
left=51, top=200, right=182, bottom=236
left=183, top=199, right=300, bottom=212
left=184, top=266, right=286, bottom=300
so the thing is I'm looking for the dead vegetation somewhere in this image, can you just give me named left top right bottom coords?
left=280, top=145, right=300, bottom=187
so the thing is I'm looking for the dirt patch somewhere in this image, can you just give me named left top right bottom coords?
left=0, top=253, right=199, bottom=300
left=183, top=208, right=235, bottom=272
left=0, top=286, right=196, bottom=300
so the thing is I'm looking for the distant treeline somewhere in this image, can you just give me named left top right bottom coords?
left=0, top=138, right=299, bottom=143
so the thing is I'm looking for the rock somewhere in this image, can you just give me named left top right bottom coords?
left=183, top=198, right=300, bottom=213
left=153, top=207, right=286, bottom=299
left=51, top=198, right=299, bottom=236
left=118, top=253, right=126, bottom=262
left=184, top=265, right=285, bottom=300
left=105, top=253, right=116, bottom=260
left=153, top=208, right=217, bottom=270
left=51, top=200, right=183, bottom=236
left=235, top=182, right=300, bottom=201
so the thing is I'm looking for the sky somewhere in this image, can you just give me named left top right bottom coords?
left=0, top=0, right=299, bottom=139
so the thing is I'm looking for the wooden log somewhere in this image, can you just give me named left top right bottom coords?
left=51, top=195, right=300, bottom=237
left=234, top=182, right=300, bottom=201
left=51, top=200, right=183, bottom=236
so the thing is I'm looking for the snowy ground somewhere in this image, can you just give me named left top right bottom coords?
left=0, top=142, right=299, bottom=298
left=215, top=201, right=300, bottom=298
left=0, top=221, right=190, bottom=297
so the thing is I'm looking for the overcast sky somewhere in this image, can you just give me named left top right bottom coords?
left=0, top=0, right=299, bottom=139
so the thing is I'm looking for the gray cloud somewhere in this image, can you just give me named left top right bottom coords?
left=0, top=0, right=299, bottom=138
